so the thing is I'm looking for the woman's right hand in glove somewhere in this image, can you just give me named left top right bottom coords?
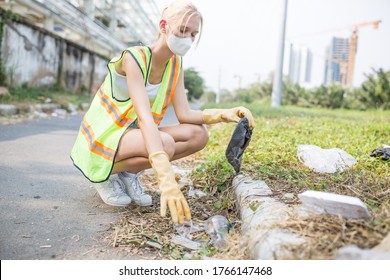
left=149, top=151, right=191, bottom=224
left=202, top=106, right=255, bottom=129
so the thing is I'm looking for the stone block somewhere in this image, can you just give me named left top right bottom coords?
left=233, top=174, right=273, bottom=205
left=68, top=102, right=78, bottom=115
left=0, top=104, right=17, bottom=116
left=336, top=245, right=390, bottom=260
left=0, top=86, right=9, bottom=96
left=240, top=198, right=290, bottom=233
left=35, top=103, right=60, bottom=113
left=81, top=103, right=90, bottom=111
left=250, top=228, right=307, bottom=260
left=52, top=108, right=68, bottom=117
left=298, top=190, right=371, bottom=219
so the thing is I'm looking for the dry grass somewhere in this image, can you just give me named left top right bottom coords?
left=278, top=204, right=390, bottom=259
left=104, top=155, right=240, bottom=260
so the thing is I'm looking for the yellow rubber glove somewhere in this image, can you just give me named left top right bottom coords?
left=202, top=107, right=255, bottom=129
left=149, top=151, right=191, bottom=224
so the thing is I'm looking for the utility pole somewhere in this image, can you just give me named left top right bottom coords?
left=271, top=0, right=288, bottom=107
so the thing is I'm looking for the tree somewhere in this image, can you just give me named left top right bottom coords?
left=283, top=78, right=306, bottom=106
left=307, top=84, right=345, bottom=109
left=232, top=80, right=273, bottom=104
left=361, top=68, right=390, bottom=110
left=184, top=67, right=205, bottom=101
left=342, top=88, right=365, bottom=110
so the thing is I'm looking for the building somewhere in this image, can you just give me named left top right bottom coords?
left=0, top=0, right=160, bottom=57
left=304, top=48, right=312, bottom=83
left=288, top=44, right=313, bottom=86
left=0, top=0, right=160, bottom=92
left=323, top=37, right=349, bottom=85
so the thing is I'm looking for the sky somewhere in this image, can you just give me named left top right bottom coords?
left=154, top=0, right=390, bottom=92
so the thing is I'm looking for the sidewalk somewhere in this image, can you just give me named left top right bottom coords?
left=0, top=113, right=160, bottom=259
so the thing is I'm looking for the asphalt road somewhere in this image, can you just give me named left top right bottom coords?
left=0, top=104, right=183, bottom=260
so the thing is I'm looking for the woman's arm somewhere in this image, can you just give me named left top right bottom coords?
left=172, top=71, right=255, bottom=128
left=121, top=53, right=165, bottom=155
left=172, top=71, right=204, bottom=125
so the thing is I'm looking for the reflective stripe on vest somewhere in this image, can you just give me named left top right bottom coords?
left=80, top=118, right=116, bottom=161
left=98, top=85, right=134, bottom=127
left=70, top=46, right=182, bottom=183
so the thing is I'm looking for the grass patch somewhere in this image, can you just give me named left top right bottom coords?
left=195, top=103, right=389, bottom=203
left=191, top=104, right=389, bottom=258
left=203, top=101, right=390, bottom=122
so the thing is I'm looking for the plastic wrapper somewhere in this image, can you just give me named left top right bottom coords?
left=171, top=235, right=201, bottom=250
left=225, top=117, right=253, bottom=174
left=297, top=144, right=357, bottom=173
left=370, top=147, right=390, bottom=160
left=188, top=186, right=207, bottom=197
left=173, top=221, right=205, bottom=239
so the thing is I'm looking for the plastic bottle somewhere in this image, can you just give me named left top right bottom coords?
left=173, top=221, right=205, bottom=239
left=205, top=215, right=229, bottom=250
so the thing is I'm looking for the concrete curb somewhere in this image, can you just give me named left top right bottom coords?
left=232, top=174, right=306, bottom=260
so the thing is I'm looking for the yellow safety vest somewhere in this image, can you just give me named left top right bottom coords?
left=71, top=46, right=182, bottom=183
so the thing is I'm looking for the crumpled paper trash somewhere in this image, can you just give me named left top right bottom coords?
left=297, top=144, right=357, bottom=173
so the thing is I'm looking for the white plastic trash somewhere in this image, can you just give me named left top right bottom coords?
left=297, top=144, right=357, bottom=173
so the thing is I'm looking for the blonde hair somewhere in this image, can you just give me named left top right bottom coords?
left=159, top=0, right=203, bottom=45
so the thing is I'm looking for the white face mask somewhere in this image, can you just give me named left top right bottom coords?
left=166, top=33, right=193, bottom=56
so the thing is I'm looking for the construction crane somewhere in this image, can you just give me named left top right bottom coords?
left=310, top=52, right=348, bottom=85
left=326, top=56, right=348, bottom=86
left=347, top=20, right=381, bottom=86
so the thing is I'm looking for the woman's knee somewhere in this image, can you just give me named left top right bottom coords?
left=160, top=132, right=175, bottom=159
left=190, top=124, right=209, bottom=150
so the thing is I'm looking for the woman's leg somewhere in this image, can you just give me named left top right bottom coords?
left=159, top=123, right=209, bottom=160
left=112, top=123, right=208, bottom=174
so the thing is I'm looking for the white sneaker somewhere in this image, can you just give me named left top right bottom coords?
left=95, top=175, right=132, bottom=207
left=118, top=171, right=152, bottom=206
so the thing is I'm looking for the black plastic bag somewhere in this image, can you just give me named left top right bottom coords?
left=225, top=117, right=253, bottom=174
left=370, top=147, right=390, bottom=160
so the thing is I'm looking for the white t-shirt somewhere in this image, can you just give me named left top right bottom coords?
left=112, top=69, right=161, bottom=102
